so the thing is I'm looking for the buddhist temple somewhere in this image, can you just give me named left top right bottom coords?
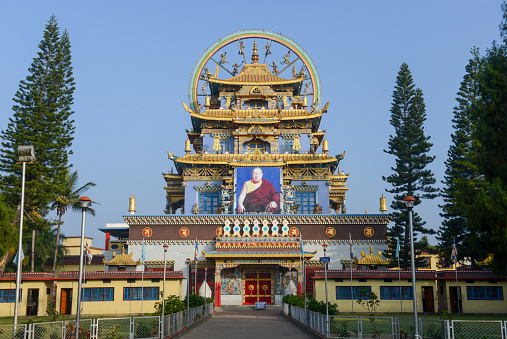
left=101, top=30, right=391, bottom=307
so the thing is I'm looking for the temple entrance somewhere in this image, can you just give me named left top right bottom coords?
left=244, top=272, right=272, bottom=304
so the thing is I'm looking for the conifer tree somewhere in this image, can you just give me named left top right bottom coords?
left=456, top=3, right=507, bottom=272
left=0, top=16, right=75, bottom=271
left=383, top=63, right=438, bottom=269
left=437, top=48, right=484, bottom=268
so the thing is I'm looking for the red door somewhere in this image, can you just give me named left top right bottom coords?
left=244, top=272, right=272, bottom=304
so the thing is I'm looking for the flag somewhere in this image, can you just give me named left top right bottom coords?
left=451, top=240, right=458, bottom=263
left=85, top=241, right=93, bottom=265
left=13, top=250, right=24, bottom=265
left=300, top=235, right=304, bottom=255
left=349, top=233, right=353, bottom=259
left=194, top=239, right=198, bottom=260
left=395, top=237, right=400, bottom=259
left=141, top=240, right=146, bottom=264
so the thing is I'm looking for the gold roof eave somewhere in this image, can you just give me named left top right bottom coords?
left=187, top=109, right=322, bottom=122
left=172, top=153, right=339, bottom=166
left=203, top=252, right=314, bottom=259
left=208, top=78, right=304, bottom=86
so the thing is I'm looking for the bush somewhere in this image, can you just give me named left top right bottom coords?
left=154, top=295, right=186, bottom=315
left=282, top=293, right=338, bottom=315
left=183, top=294, right=213, bottom=309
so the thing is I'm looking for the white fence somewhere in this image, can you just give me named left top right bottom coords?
left=281, top=303, right=507, bottom=339
left=0, top=303, right=214, bottom=339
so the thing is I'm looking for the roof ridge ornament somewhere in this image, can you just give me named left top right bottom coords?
left=251, top=41, right=259, bottom=63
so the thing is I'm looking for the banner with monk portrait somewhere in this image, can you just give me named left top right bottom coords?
left=235, top=167, right=283, bottom=214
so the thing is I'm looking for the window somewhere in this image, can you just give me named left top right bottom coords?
left=247, top=142, right=266, bottom=153
left=380, top=286, right=413, bottom=300
left=219, top=139, right=230, bottom=154
left=0, top=289, right=21, bottom=303
left=124, top=287, right=160, bottom=301
left=199, top=192, right=219, bottom=214
left=280, top=139, right=294, bottom=153
left=103, top=279, right=111, bottom=284
left=467, top=287, right=503, bottom=300
left=248, top=100, right=265, bottom=109
left=336, top=286, right=371, bottom=300
left=82, top=288, right=114, bottom=301
left=296, top=192, right=316, bottom=214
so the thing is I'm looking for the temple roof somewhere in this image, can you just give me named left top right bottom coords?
left=185, top=107, right=323, bottom=122
left=103, top=247, right=141, bottom=266
left=208, top=63, right=304, bottom=86
left=356, top=245, right=390, bottom=266
left=170, top=152, right=340, bottom=166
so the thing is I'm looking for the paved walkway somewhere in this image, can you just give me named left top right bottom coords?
left=178, top=311, right=314, bottom=339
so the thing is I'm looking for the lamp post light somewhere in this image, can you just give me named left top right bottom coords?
left=161, top=244, right=169, bottom=339
left=75, top=196, right=91, bottom=339
left=186, top=258, right=191, bottom=310
left=14, top=146, right=34, bottom=331
left=322, top=243, right=329, bottom=338
left=404, top=196, right=419, bottom=339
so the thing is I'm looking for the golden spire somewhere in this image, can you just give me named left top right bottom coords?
left=380, top=194, right=387, bottom=214
left=322, top=139, right=329, bottom=154
left=205, top=96, right=210, bottom=107
left=251, top=41, right=259, bottom=63
left=185, top=139, right=191, bottom=154
left=129, top=194, right=136, bottom=215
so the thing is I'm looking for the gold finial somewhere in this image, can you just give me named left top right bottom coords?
left=302, top=96, right=308, bottom=107
left=205, top=96, right=210, bottom=107
left=365, top=209, right=368, bottom=214
left=380, top=194, right=387, bottom=213
left=212, top=135, right=221, bottom=152
left=292, top=135, right=301, bottom=152
left=185, top=139, right=191, bottom=154
left=251, top=41, right=259, bottom=63
left=369, top=245, right=373, bottom=255
left=322, top=139, right=329, bottom=153
left=129, top=194, right=136, bottom=214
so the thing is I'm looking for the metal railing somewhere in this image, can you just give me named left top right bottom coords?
left=1, top=303, right=214, bottom=339
left=281, top=303, right=506, bottom=339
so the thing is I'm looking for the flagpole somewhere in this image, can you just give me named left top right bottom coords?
left=397, top=237, right=402, bottom=313
left=453, top=239, right=460, bottom=314
left=349, top=233, right=353, bottom=313
left=195, top=238, right=198, bottom=295
left=141, top=238, right=145, bottom=315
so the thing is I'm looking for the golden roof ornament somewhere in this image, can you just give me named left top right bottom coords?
left=212, top=135, right=222, bottom=152
left=185, top=139, right=191, bottom=154
left=356, top=245, right=390, bottom=266
left=322, top=139, right=329, bottom=154
left=292, top=135, right=302, bottom=152
left=380, top=194, right=387, bottom=213
left=251, top=41, right=259, bottom=63
left=205, top=96, right=210, bottom=107
left=103, top=245, right=142, bottom=266
left=129, top=194, right=136, bottom=215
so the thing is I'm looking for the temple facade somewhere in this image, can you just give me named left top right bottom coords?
left=102, top=30, right=390, bottom=307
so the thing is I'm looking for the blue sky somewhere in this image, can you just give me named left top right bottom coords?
left=0, top=1, right=503, bottom=249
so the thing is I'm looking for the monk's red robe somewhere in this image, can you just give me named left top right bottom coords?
left=243, top=179, right=280, bottom=213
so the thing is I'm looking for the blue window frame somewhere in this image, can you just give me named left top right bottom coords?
left=82, top=288, right=113, bottom=301
left=336, top=286, right=371, bottom=300
left=380, top=286, right=413, bottom=300
left=280, top=139, right=294, bottom=153
left=199, top=192, right=219, bottom=214
left=467, top=287, right=503, bottom=300
left=248, top=100, right=265, bottom=109
left=0, top=289, right=21, bottom=303
left=124, top=287, right=160, bottom=301
left=296, top=192, right=316, bottom=214
left=247, top=142, right=266, bottom=153
left=219, top=139, right=230, bottom=154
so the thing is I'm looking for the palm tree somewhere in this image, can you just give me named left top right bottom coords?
left=51, top=169, right=95, bottom=273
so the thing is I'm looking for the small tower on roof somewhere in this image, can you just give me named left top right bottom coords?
left=129, top=194, right=136, bottom=215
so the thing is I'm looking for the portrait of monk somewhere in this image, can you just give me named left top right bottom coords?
left=237, top=167, right=280, bottom=214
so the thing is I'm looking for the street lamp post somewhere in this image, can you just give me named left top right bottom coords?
left=75, top=196, right=91, bottom=339
left=322, top=243, right=329, bottom=338
left=161, top=244, right=168, bottom=339
left=14, top=145, right=34, bottom=331
left=404, top=196, right=419, bottom=339
left=186, top=258, right=191, bottom=310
